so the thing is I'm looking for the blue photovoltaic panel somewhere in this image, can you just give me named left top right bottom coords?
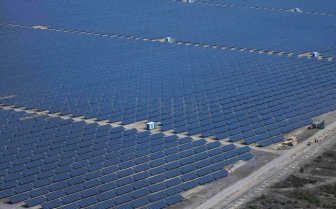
left=0, top=109, right=253, bottom=209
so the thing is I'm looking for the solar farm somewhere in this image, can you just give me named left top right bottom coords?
left=0, top=0, right=336, bottom=209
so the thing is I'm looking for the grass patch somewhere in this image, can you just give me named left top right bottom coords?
left=292, top=190, right=320, bottom=204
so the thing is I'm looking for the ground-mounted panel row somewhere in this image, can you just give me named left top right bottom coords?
left=0, top=109, right=253, bottom=209
left=1, top=27, right=336, bottom=149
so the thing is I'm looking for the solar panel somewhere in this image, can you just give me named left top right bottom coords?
left=144, top=200, right=167, bottom=209
left=42, top=199, right=63, bottom=209
left=207, top=141, right=221, bottom=149
left=179, top=142, right=193, bottom=151
left=258, top=135, right=283, bottom=147
left=164, top=147, right=179, bottom=155
left=149, top=182, right=166, bottom=193
left=9, top=193, right=30, bottom=204
left=132, top=180, right=150, bottom=190
left=114, top=194, right=132, bottom=205
left=181, top=180, right=199, bottom=191
left=61, top=193, right=81, bottom=204
left=179, top=137, right=192, bottom=145
left=165, top=185, right=183, bottom=196
left=148, top=174, right=166, bottom=184
left=164, top=135, right=178, bottom=142
left=239, top=153, right=254, bottom=161
left=165, top=161, right=181, bottom=170
left=131, top=188, right=150, bottom=199
left=192, top=140, right=207, bottom=147
left=194, top=152, right=209, bottom=161
left=193, top=145, right=208, bottom=154
left=165, top=178, right=182, bottom=188
left=196, top=158, right=211, bottom=168
left=221, top=144, right=236, bottom=152
left=78, top=197, right=98, bottom=207
left=135, top=156, right=150, bottom=165
left=148, top=191, right=167, bottom=202
left=115, top=185, right=133, bottom=196
left=237, top=146, right=251, bottom=154
left=164, top=194, right=184, bottom=206
left=130, top=197, right=151, bottom=208
left=197, top=175, right=215, bottom=185
left=177, top=149, right=192, bottom=160
left=181, top=163, right=196, bottom=174
left=196, top=167, right=212, bottom=177
left=208, top=147, right=222, bottom=156
left=116, top=177, right=134, bottom=187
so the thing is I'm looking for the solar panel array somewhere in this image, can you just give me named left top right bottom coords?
left=1, top=0, right=336, bottom=57
left=0, top=0, right=336, bottom=208
left=1, top=27, right=336, bottom=147
left=203, top=0, right=336, bottom=15
left=0, top=109, right=253, bottom=208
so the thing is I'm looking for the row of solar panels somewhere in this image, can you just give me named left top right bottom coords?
left=1, top=89, right=333, bottom=146
left=202, top=0, right=336, bottom=15
left=0, top=20, right=333, bottom=94
left=1, top=91, right=332, bottom=133
left=1, top=68, right=332, bottom=114
left=3, top=59, right=332, bottom=108
left=0, top=27, right=335, bottom=151
left=1, top=0, right=335, bottom=56
left=1, top=88, right=334, bottom=148
left=0, top=109, right=254, bottom=209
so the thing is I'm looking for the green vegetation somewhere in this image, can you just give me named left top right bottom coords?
left=248, top=205, right=257, bottom=209
left=323, top=184, right=336, bottom=195
left=293, top=191, right=320, bottom=204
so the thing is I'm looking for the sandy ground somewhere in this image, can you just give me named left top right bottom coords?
left=0, top=202, right=24, bottom=209
left=241, top=144, right=336, bottom=209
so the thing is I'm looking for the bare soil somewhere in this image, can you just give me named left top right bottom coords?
left=242, top=144, right=336, bottom=209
